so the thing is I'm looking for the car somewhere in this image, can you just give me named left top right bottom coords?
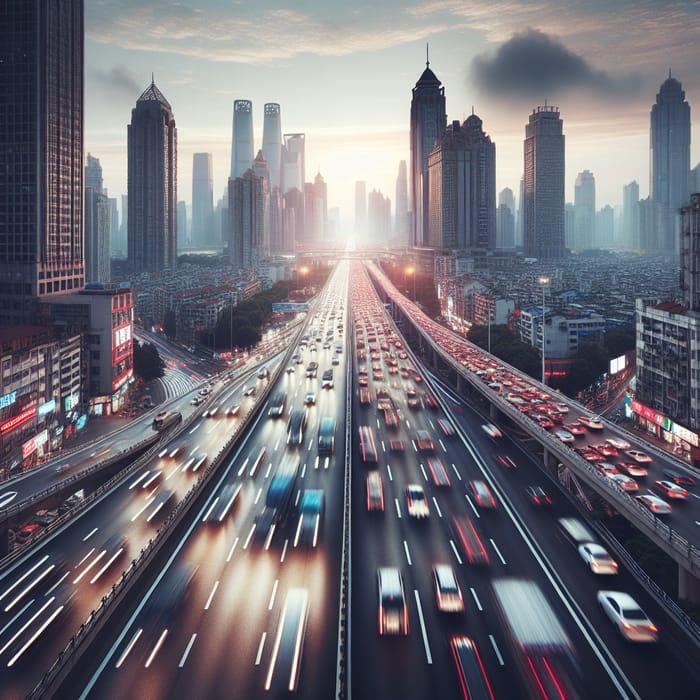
left=366, top=472, right=384, bottom=512
left=597, top=590, right=658, bottom=643
left=469, top=480, right=496, bottom=509
left=625, top=449, right=652, bottom=463
left=331, top=355, right=340, bottom=365
left=436, top=418, right=455, bottom=437
left=304, top=392, right=316, bottom=405
left=616, top=462, right=649, bottom=478
left=55, top=462, right=72, bottom=474
left=575, top=446, right=605, bottom=462
left=636, top=493, right=672, bottom=515
left=427, top=458, right=451, bottom=487
left=389, top=439, right=405, bottom=452
left=323, top=341, right=331, bottom=349
left=432, top=564, right=464, bottom=612
left=496, top=455, right=516, bottom=469
left=407, top=396, right=422, bottom=409
left=662, top=469, right=696, bottom=486
left=654, top=480, right=689, bottom=499
left=226, top=404, right=240, bottom=417
left=207, top=405, right=219, bottom=418
left=406, top=484, right=430, bottom=518
left=594, top=462, right=619, bottom=477
left=553, top=429, right=575, bottom=444
left=606, top=437, right=631, bottom=450
left=378, top=567, right=409, bottom=636
left=423, top=393, right=438, bottom=409
left=534, top=415, right=554, bottom=429
left=554, top=402, right=570, bottom=414
left=481, top=423, right=502, bottom=439
left=450, top=636, right=495, bottom=700
left=594, top=443, right=618, bottom=458
left=286, top=365, right=295, bottom=374
left=578, top=415, right=604, bottom=430
left=415, top=430, right=434, bottom=452
left=563, top=423, right=587, bottom=436
left=525, top=486, right=552, bottom=506
left=578, top=543, right=618, bottom=575
left=243, top=386, right=256, bottom=397
left=608, top=473, right=639, bottom=492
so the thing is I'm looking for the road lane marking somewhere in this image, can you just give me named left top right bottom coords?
left=451, top=463, right=462, bottom=481
left=83, top=528, right=98, bottom=541
left=178, top=633, right=197, bottom=668
left=204, top=580, right=219, bottom=610
left=268, top=579, right=279, bottom=610
left=449, top=539, right=463, bottom=565
left=403, top=540, right=412, bottom=566
left=301, top=463, right=307, bottom=478
left=489, top=634, right=505, bottom=665
left=470, top=588, right=483, bottom=611
left=115, top=628, right=143, bottom=668
left=386, top=464, right=393, bottom=481
left=465, top=494, right=479, bottom=518
left=255, top=632, right=267, bottom=665
left=490, top=539, right=507, bottom=565
left=188, top=423, right=200, bottom=434
left=280, top=539, right=289, bottom=562
left=394, top=498, right=401, bottom=519
left=438, top=439, right=447, bottom=452
left=264, top=463, right=273, bottom=479
left=145, top=629, right=168, bottom=668
left=414, top=590, right=433, bottom=664
left=254, top=487, right=263, bottom=505
left=226, top=536, right=239, bottom=562
left=419, top=463, right=428, bottom=481
left=432, top=497, right=443, bottom=518
left=91, top=549, right=124, bottom=584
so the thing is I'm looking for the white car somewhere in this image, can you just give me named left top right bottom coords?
left=625, top=449, right=653, bottom=464
left=406, top=484, right=429, bottom=519
left=636, top=493, right=672, bottom=515
left=553, top=429, right=575, bottom=444
left=578, top=543, right=618, bottom=575
left=481, top=423, right=502, bottom=439
left=243, top=386, right=256, bottom=397
left=304, top=392, right=316, bottom=405
left=605, top=437, right=631, bottom=450
left=577, top=415, right=604, bottom=430
left=597, top=590, right=658, bottom=642
left=607, top=473, right=639, bottom=492
left=554, top=402, right=569, bottom=414
left=654, top=480, right=689, bottom=500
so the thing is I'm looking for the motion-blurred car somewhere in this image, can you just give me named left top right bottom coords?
left=553, top=429, right=575, bottom=444
left=654, top=480, right=689, bottom=500
left=577, top=415, right=604, bottom=430
left=406, top=484, right=429, bottom=518
left=366, top=472, right=384, bottom=512
left=432, top=564, right=464, bottom=613
left=597, top=590, right=658, bottom=643
left=625, top=449, right=652, bottom=463
left=469, top=480, right=496, bottom=509
left=662, top=469, right=696, bottom=486
left=605, top=437, right=631, bottom=450
left=481, top=423, right=502, bottom=439
left=578, top=543, right=618, bottom=575
left=636, top=493, right=672, bottom=515
left=616, top=462, right=649, bottom=478
left=563, top=423, right=587, bottom=436
left=525, top=486, right=552, bottom=506
left=607, top=473, right=639, bottom=492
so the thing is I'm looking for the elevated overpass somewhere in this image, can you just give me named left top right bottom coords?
left=365, top=261, right=700, bottom=600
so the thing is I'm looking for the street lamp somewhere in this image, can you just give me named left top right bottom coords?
left=538, top=276, right=550, bottom=385
left=406, top=266, right=416, bottom=301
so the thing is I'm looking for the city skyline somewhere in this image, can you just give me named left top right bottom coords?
left=84, top=2, right=700, bottom=235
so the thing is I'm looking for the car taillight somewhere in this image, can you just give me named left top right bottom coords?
left=649, top=624, right=658, bottom=633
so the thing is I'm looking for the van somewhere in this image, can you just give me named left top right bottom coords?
left=558, top=517, right=596, bottom=547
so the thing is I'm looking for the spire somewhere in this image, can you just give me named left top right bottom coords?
left=669, top=67, right=672, bottom=79
left=426, top=43, right=429, bottom=67
left=151, top=72, right=155, bottom=86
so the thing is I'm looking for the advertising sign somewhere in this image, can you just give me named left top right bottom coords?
left=0, top=391, right=17, bottom=410
left=38, top=399, right=56, bottom=418
left=22, top=436, right=37, bottom=459
left=77, top=414, right=87, bottom=430
left=0, top=405, right=37, bottom=436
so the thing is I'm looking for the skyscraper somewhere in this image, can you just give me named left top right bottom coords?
left=263, top=103, right=282, bottom=190
left=192, top=153, right=214, bottom=248
left=680, top=193, right=700, bottom=312
left=368, top=190, right=391, bottom=241
left=282, top=134, right=305, bottom=194
left=231, top=100, right=254, bottom=179
left=497, top=188, right=515, bottom=250
left=355, top=181, right=367, bottom=237
left=523, top=105, right=565, bottom=259
left=229, top=170, right=265, bottom=271
left=0, top=0, right=85, bottom=326
left=84, top=154, right=111, bottom=283
left=410, top=56, right=446, bottom=247
left=309, top=172, right=328, bottom=242
left=650, top=72, right=691, bottom=252
left=127, top=79, right=178, bottom=274
left=574, top=170, right=596, bottom=251
left=622, top=181, right=640, bottom=249
left=395, top=161, right=409, bottom=244
left=177, top=201, right=188, bottom=248
left=596, top=205, right=614, bottom=247
left=85, top=153, right=104, bottom=192
left=427, top=115, right=496, bottom=252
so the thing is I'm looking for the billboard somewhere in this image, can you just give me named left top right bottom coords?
left=1, top=405, right=37, bottom=436
left=609, top=354, right=626, bottom=375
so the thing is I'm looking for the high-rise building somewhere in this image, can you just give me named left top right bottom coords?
left=368, top=190, right=391, bottom=241
left=564, top=203, right=575, bottom=250
left=355, top=181, right=367, bottom=237
left=427, top=116, right=496, bottom=252
left=229, top=170, right=265, bottom=271
left=622, top=181, right=640, bottom=250
left=680, top=193, right=700, bottom=312
left=596, top=205, right=614, bottom=248
left=84, top=155, right=111, bottom=283
left=311, top=172, right=328, bottom=242
left=108, top=197, right=119, bottom=257
left=127, top=79, right=178, bottom=274
left=692, top=163, right=700, bottom=193
left=231, top=100, right=254, bottom=179
left=0, top=0, right=86, bottom=326
left=395, top=161, right=409, bottom=244
left=523, top=105, right=565, bottom=259
left=192, top=153, right=214, bottom=248
left=499, top=187, right=515, bottom=212
left=284, top=188, right=304, bottom=249
left=574, top=170, right=596, bottom=251
left=177, top=201, right=188, bottom=247
left=410, top=57, right=446, bottom=247
left=497, top=188, right=515, bottom=250
left=263, top=103, right=282, bottom=190
left=282, top=134, right=305, bottom=194
left=252, top=150, right=271, bottom=255
left=650, top=72, right=691, bottom=253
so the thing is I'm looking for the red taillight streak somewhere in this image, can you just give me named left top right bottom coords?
left=540, top=654, right=568, bottom=700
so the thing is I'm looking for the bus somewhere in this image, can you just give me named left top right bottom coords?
left=358, top=425, right=378, bottom=464
left=152, top=410, right=182, bottom=431
left=318, top=417, right=336, bottom=455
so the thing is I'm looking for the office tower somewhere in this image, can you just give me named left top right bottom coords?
left=622, top=181, right=640, bottom=249
left=395, top=161, right=409, bottom=244
left=0, top=0, right=85, bottom=326
left=85, top=153, right=103, bottom=192
left=118, top=194, right=128, bottom=258
left=127, top=79, right=178, bottom=274
left=263, top=103, right=282, bottom=190
left=564, top=203, right=575, bottom=250
left=517, top=177, right=525, bottom=247
left=497, top=188, right=515, bottom=250
left=108, top=197, right=119, bottom=257
left=284, top=188, right=304, bottom=248
left=85, top=154, right=111, bottom=283
left=574, top=170, right=596, bottom=251
left=410, top=56, right=446, bottom=247
left=368, top=190, right=391, bottom=241
left=692, top=163, right=700, bottom=193
left=680, top=193, right=700, bottom=311
left=355, top=181, right=367, bottom=236
left=310, top=172, right=328, bottom=242
left=303, top=182, right=315, bottom=244
left=596, top=205, right=614, bottom=247
left=269, top=186, right=285, bottom=254
left=231, top=100, right=254, bottom=179
left=282, top=134, right=305, bottom=194
left=650, top=72, right=691, bottom=252
left=252, top=150, right=271, bottom=255
left=523, top=105, right=565, bottom=259
left=229, top=170, right=265, bottom=270
left=177, top=201, right=188, bottom=247
left=427, top=115, right=496, bottom=252
left=192, top=153, right=214, bottom=248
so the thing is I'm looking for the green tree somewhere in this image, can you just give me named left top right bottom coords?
left=133, top=341, right=165, bottom=381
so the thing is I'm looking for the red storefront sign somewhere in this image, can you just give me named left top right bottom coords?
left=1, top=405, right=37, bottom=435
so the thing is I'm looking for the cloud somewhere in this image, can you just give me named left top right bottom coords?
left=88, top=64, right=141, bottom=98
left=471, top=28, right=641, bottom=100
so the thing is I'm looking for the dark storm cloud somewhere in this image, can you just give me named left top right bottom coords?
left=89, top=64, right=141, bottom=98
left=472, top=28, right=641, bottom=100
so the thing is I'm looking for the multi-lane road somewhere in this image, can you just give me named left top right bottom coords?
left=0, top=259, right=699, bottom=699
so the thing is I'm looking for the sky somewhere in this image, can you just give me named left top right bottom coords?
left=85, top=0, right=700, bottom=237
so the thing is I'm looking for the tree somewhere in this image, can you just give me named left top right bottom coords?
left=605, top=329, right=635, bottom=358
left=133, top=341, right=165, bottom=381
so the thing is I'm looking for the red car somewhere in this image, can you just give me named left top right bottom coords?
left=534, top=416, right=554, bottom=429
left=563, top=423, right=587, bottom=436
left=594, top=443, right=618, bottom=458
left=575, top=446, right=605, bottom=462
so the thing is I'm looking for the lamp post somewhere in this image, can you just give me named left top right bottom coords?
left=406, top=266, right=416, bottom=301
left=538, top=276, right=550, bottom=385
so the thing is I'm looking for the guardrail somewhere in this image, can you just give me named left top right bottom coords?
left=366, top=262, right=700, bottom=572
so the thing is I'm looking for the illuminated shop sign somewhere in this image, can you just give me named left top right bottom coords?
left=1, top=405, right=37, bottom=435
left=0, top=391, right=17, bottom=410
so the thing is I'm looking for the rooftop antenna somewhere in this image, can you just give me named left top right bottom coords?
left=151, top=72, right=155, bottom=86
left=426, top=43, right=429, bottom=68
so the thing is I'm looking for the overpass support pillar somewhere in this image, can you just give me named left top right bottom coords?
left=542, top=447, right=551, bottom=469
left=490, top=403, right=498, bottom=420
left=678, top=565, right=700, bottom=602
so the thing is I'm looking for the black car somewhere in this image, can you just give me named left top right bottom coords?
left=663, top=468, right=696, bottom=487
